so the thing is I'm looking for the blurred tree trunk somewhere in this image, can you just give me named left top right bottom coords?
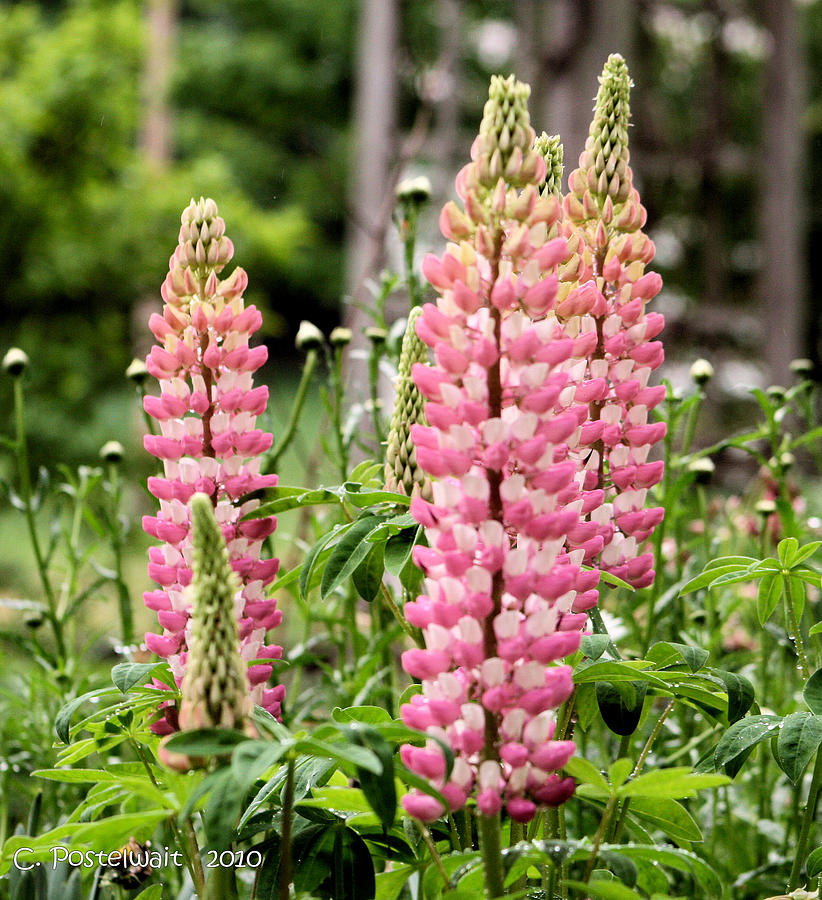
left=758, top=0, right=806, bottom=383
left=133, top=0, right=179, bottom=361
left=516, top=0, right=632, bottom=189
left=140, top=0, right=178, bottom=167
left=345, top=0, right=399, bottom=333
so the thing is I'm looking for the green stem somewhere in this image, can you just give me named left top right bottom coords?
left=788, top=743, right=822, bottom=891
left=130, top=740, right=205, bottom=895
left=13, top=377, right=66, bottom=667
left=205, top=856, right=239, bottom=900
left=268, top=349, right=318, bottom=470
left=583, top=795, right=618, bottom=883
left=379, top=582, right=424, bottom=646
left=279, top=755, right=296, bottom=900
left=477, top=810, right=505, bottom=899
left=783, top=572, right=810, bottom=681
left=420, top=822, right=450, bottom=888
left=108, top=462, right=134, bottom=645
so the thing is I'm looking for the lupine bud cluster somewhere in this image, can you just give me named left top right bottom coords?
left=533, top=132, right=564, bottom=198
left=159, top=494, right=258, bottom=771
left=384, top=306, right=433, bottom=501
left=142, top=198, right=284, bottom=731
left=400, top=76, right=607, bottom=824
left=557, top=54, right=666, bottom=590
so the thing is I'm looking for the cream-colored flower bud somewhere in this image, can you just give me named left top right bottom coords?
left=689, top=358, right=714, bottom=386
left=295, top=320, right=325, bottom=351
left=2, top=347, right=29, bottom=377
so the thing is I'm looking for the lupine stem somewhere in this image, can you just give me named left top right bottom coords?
left=13, top=377, right=65, bottom=667
left=788, top=744, right=822, bottom=891
left=268, top=347, right=318, bottom=470
left=477, top=810, right=505, bottom=899
left=279, top=755, right=296, bottom=900
left=783, top=572, right=810, bottom=680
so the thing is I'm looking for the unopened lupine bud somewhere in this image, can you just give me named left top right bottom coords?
left=396, top=176, right=432, bottom=205
left=295, top=320, right=324, bottom=351
left=534, top=132, right=563, bottom=196
left=790, top=358, right=814, bottom=377
left=329, top=327, right=353, bottom=347
left=365, top=326, right=388, bottom=345
left=690, top=358, right=714, bottom=386
left=688, top=458, right=715, bottom=485
left=100, top=441, right=125, bottom=463
left=756, top=499, right=777, bottom=517
left=766, top=385, right=786, bottom=401
left=126, top=358, right=149, bottom=385
left=159, top=494, right=257, bottom=771
left=3, top=348, right=29, bottom=377
left=384, top=307, right=431, bottom=501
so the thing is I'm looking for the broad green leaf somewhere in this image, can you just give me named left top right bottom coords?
left=778, top=537, right=800, bottom=567
left=791, top=541, right=822, bottom=567
left=704, top=556, right=759, bottom=569
left=756, top=573, right=781, bottom=626
left=597, top=570, right=635, bottom=591
left=602, top=844, right=722, bottom=897
left=581, top=634, right=612, bottom=660
left=332, top=706, right=392, bottom=725
left=805, top=669, right=822, bottom=715
left=806, top=845, right=822, bottom=879
left=574, top=660, right=667, bottom=689
left=162, top=727, right=250, bottom=757
left=646, top=642, right=709, bottom=672
left=563, top=757, right=611, bottom=794
left=596, top=682, right=647, bottom=736
left=351, top=542, right=385, bottom=603
left=374, top=865, right=416, bottom=900
left=54, top=688, right=119, bottom=744
left=609, top=758, right=634, bottom=789
left=625, top=796, right=702, bottom=844
left=299, top=523, right=349, bottom=599
left=297, top=786, right=376, bottom=816
left=321, top=515, right=385, bottom=600
left=713, top=715, right=782, bottom=773
left=343, top=483, right=411, bottom=508
left=565, top=878, right=643, bottom=899
left=776, top=712, right=822, bottom=783
left=295, top=737, right=383, bottom=774
left=680, top=565, right=748, bottom=594
left=384, top=526, right=420, bottom=577
left=710, top=669, right=755, bottom=723
left=111, top=661, right=169, bottom=694
left=231, top=741, right=294, bottom=793
left=248, top=485, right=343, bottom=516
left=133, top=887, right=164, bottom=900
left=618, top=769, right=729, bottom=799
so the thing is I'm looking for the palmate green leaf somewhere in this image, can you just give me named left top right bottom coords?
left=245, top=484, right=343, bottom=516
left=709, top=669, right=755, bottom=723
left=321, top=515, right=386, bottom=600
left=581, top=634, right=612, bottom=660
left=596, top=681, right=647, bottom=736
left=624, top=795, right=702, bottom=844
left=789, top=540, right=822, bottom=567
left=806, top=845, right=822, bottom=879
left=351, top=542, right=385, bottom=603
left=617, top=768, right=730, bottom=799
left=111, top=661, right=170, bottom=694
left=573, top=660, right=668, bottom=689
left=295, top=737, right=383, bottom=774
left=778, top=537, right=800, bottom=567
left=775, top=712, right=822, bottom=783
left=383, top=525, right=421, bottom=576
left=679, top=564, right=748, bottom=594
left=646, top=641, right=709, bottom=672
left=565, top=878, right=643, bottom=899
left=601, top=844, right=722, bottom=897
left=563, top=757, right=611, bottom=794
left=756, top=572, right=782, bottom=625
left=804, top=669, right=822, bottom=715
left=54, top=687, right=120, bottom=744
left=712, top=714, right=782, bottom=774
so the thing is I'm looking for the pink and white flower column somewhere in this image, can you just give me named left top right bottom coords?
left=142, top=198, right=285, bottom=732
left=399, top=76, right=602, bottom=832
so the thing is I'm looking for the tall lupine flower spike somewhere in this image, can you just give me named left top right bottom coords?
left=159, top=494, right=258, bottom=771
left=384, top=306, right=432, bottom=501
left=534, top=133, right=564, bottom=197
left=400, top=76, right=599, bottom=827
left=143, top=198, right=285, bottom=732
left=559, top=55, right=666, bottom=590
